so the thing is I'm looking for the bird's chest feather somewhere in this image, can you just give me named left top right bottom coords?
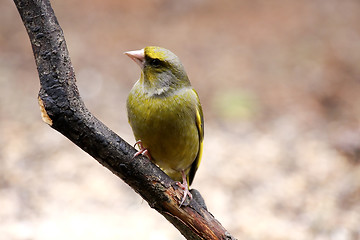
left=127, top=88, right=199, bottom=170
left=129, top=92, right=193, bottom=141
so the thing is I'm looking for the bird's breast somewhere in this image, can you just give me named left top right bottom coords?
left=127, top=87, right=199, bottom=177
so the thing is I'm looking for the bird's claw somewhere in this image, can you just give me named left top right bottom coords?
left=176, top=170, right=192, bottom=206
left=176, top=181, right=193, bottom=206
left=133, top=140, right=151, bottom=160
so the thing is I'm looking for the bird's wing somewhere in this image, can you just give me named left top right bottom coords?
left=188, top=89, right=204, bottom=186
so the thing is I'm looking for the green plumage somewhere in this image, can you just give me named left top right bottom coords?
left=126, top=46, right=204, bottom=186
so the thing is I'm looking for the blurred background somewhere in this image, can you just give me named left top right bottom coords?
left=1, top=0, right=360, bottom=239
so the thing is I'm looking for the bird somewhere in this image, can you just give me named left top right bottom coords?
left=125, top=46, right=204, bottom=206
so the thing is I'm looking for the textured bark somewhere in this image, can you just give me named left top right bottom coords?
left=13, top=0, right=237, bottom=239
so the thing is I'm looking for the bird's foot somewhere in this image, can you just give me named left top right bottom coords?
left=176, top=170, right=193, bottom=206
left=133, top=140, right=151, bottom=160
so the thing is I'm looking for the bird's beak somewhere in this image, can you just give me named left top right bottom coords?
left=124, top=49, right=145, bottom=69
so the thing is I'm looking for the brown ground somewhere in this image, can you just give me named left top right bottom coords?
left=1, top=0, right=360, bottom=239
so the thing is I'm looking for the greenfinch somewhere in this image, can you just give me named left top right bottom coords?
left=125, top=46, right=204, bottom=205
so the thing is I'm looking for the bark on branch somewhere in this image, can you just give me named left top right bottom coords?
left=13, top=0, right=236, bottom=239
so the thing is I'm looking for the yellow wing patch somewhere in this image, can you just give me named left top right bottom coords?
left=188, top=90, right=204, bottom=186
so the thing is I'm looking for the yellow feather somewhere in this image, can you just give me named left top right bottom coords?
left=188, top=96, right=204, bottom=185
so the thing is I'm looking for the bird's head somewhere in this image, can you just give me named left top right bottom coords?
left=125, top=46, right=190, bottom=95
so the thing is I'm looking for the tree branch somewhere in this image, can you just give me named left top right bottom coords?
left=13, top=0, right=236, bottom=239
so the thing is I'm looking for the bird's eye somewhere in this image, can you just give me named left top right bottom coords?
left=149, top=58, right=161, bottom=67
